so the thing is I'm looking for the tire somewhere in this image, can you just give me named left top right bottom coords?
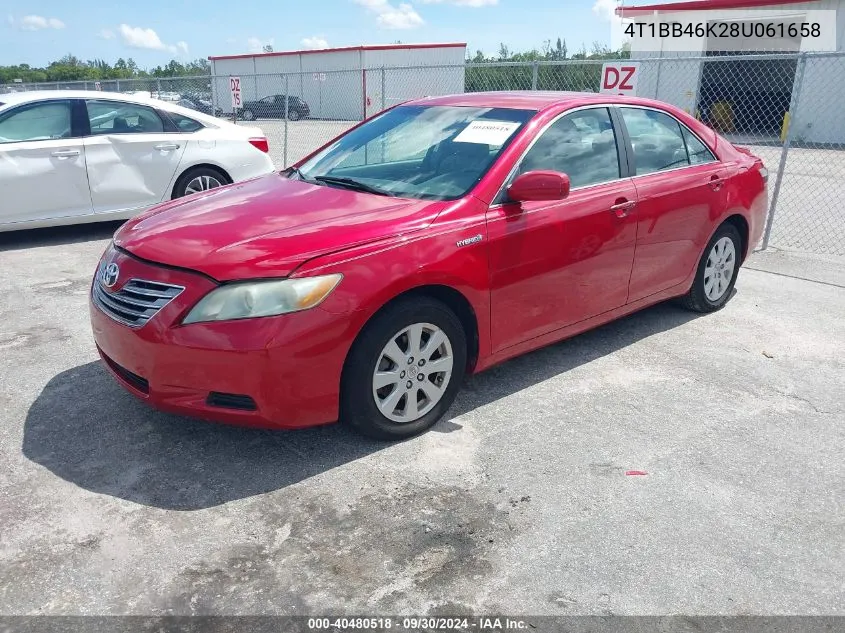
left=341, top=297, right=467, bottom=440
left=680, top=223, right=742, bottom=313
left=242, top=109, right=255, bottom=121
left=288, top=109, right=301, bottom=121
left=172, top=166, right=229, bottom=199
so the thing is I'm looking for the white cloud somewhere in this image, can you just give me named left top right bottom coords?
left=419, top=0, right=496, bottom=5
left=119, top=24, right=166, bottom=49
left=354, top=0, right=424, bottom=29
left=247, top=36, right=275, bottom=53
left=593, top=0, right=619, bottom=22
left=301, top=36, right=329, bottom=49
left=99, top=28, right=114, bottom=39
left=11, top=14, right=65, bottom=30
left=118, top=24, right=188, bottom=55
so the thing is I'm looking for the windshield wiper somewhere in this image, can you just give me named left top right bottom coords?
left=312, top=175, right=391, bottom=196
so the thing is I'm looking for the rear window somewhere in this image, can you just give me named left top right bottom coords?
left=168, top=112, right=203, bottom=133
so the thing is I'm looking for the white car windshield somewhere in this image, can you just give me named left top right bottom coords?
left=296, top=105, right=536, bottom=201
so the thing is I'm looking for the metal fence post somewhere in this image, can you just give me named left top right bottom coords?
left=653, top=57, right=663, bottom=100
left=762, top=52, right=807, bottom=251
left=283, top=75, right=289, bottom=169
left=381, top=67, right=386, bottom=111
left=116, top=79, right=120, bottom=92
left=156, top=78, right=162, bottom=96
left=531, top=61, right=539, bottom=90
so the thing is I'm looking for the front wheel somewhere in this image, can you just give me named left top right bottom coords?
left=680, top=223, right=742, bottom=313
left=241, top=109, right=255, bottom=121
left=341, top=297, right=467, bottom=440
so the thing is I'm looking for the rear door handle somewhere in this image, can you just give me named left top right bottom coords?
left=154, top=143, right=180, bottom=151
left=51, top=149, right=80, bottom=158
left=709, top=175, right=725, bottom=191
left=610, top=199, right=636, bottom=218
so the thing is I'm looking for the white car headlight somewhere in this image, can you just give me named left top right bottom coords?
left=182, top=274, right=342, bottom=324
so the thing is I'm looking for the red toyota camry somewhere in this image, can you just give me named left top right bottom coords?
left=90, top=91, right=768, bottom=439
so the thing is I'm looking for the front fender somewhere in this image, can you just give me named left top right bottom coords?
left=292, top=199, right=493, bottom=363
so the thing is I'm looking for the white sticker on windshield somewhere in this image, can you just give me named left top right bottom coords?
left=453, top=120, right=520, bottom=146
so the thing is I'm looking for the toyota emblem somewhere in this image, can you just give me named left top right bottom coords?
left=102, top=263, right=120, bottom=288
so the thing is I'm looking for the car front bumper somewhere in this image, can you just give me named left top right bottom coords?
left=89, top=247, right=352, bottom=429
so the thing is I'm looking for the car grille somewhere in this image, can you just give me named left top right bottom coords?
left=206, top=392, right=258, bottom=411
left=101, top=352, right=150, bottom=394
left=92, top=274, right=184, bottom=328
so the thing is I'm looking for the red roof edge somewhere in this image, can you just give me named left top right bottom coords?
left=209, top=42, right=467, bottom=62
left=617, top=0, right=815, bottom=16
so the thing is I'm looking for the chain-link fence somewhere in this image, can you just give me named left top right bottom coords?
left=3, top=52, right=844, bottom=255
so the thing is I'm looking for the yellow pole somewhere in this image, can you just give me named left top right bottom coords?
left=781, top=111, right=791, bottom=142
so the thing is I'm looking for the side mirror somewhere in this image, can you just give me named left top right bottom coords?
left=507, top=170, right=571, bottom=203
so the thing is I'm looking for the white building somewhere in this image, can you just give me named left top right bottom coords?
left=209, top=43, right=466, bottom=121
left=620, top=0, right=845, bottom=143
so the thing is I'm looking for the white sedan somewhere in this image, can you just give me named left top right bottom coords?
left=0, top=90, right=275, bottom=232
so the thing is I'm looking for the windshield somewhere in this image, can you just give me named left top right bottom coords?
left=296, top=105, right=536, bottom=201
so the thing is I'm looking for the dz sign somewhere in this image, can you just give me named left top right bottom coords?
left=600, top=62, right=640, bottom=96
left=229, top=76, right=242, bottom=109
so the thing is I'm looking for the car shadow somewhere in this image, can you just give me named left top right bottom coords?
left=0, top=220, right=124, bottom=253
left=22, top=298, right=711, bottom=511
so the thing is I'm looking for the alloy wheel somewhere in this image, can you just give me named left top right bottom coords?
left=184, top=175, right=223, bottom=195
left=704, top=236, right=736, bottom=301
left=372, top=322, right=454, bottom=424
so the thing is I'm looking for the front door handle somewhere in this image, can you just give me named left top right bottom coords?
left=154, top=143, right=180, bottom=151
left=51, top=149, right=80, bottom=158
left=610, top=199, right=636, bottom=218
left=709, top=175, right=725, bottom=191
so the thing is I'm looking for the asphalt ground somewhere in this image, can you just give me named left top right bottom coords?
left=1, top=221, right=843, bottom=616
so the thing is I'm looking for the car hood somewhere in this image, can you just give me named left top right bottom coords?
left=114, top=173, right=446, bottom=281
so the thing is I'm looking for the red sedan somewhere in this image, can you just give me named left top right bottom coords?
left=90, top=91, right=768, bottom=439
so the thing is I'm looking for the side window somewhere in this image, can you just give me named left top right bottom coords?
left=518, top=107, right=620, bottom=188
left=682, top=126, right=716, bottom=165
left=167, top=112, right=203, bottom=133
left=620, top=107, right=689, bottom=175
left=87, top=100, right=164, bottom=135
left=0, top=101, right=73, bottom=143
left=260, top=96, right=274, bottom=104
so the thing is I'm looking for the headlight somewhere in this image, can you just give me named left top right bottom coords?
left=182, top=274, right=342, bottom=324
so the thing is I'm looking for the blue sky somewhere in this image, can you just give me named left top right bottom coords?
left=2, top=0, right=631, bottom=68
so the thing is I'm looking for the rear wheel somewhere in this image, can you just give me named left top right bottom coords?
left=341, top=297, right=466, bottom=440
left=680, top=223, right=742, bottom=313
left=288, top=109, right=301, bottom=121
left=173, top=166, right=229, bottom=199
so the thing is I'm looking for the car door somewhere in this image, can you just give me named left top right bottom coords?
left=0, top=99, right=92, bottom=225
left=82, top=99, right=187, bottom=214
left=273, top=95, right=288, bottom=118
left=618, top=106, right=728, bottom=302
left=486, top=106, right=639, bottom=353
left=255, top=96, right=274, bottom=118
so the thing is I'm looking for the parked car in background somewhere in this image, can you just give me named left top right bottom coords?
left=150, top=91, right=181, bottom=102
left=0, top=90, right=274, bottom=231
left=90, top=91, right=767, bottom=440
left=239, top=95, right=310, bottom=121
left=177, top=97, right=223, bottom=118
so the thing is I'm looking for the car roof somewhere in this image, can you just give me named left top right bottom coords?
left=0, top=89, right=172, bottom=105
left=0, top=89, right=223, bottom=127
left=406, top=91, right=668, bottom=112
